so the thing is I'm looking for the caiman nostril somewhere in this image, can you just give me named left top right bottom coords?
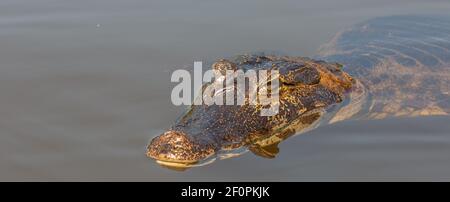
left=148, top=131, right=192, bottom=153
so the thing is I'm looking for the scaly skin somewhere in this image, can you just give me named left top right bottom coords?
left=147, top=55, right=354, bottom=167
left=148, top=16, right=450, bottom=169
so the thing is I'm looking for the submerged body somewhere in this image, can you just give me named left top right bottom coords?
left=148, top=56, right=355, bottom=168
left=320, top=15, right=450, bottom=120
left=147, top=15, right=450, bottom=170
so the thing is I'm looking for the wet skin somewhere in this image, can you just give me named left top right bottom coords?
left=147, top=55, right=354, bottom=168
left=147, top=16, right=450, bottom=170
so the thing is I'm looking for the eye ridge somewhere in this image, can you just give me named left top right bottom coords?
left=280, top=66, right=321, bottom=85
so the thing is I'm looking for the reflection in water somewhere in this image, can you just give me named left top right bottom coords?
left=151, top=110, right=324, bottom=171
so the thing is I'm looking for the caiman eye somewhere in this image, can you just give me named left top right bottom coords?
left=280, top=66, right=321, bottom=85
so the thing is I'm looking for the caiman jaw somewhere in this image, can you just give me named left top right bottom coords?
left=146, top=130, right=217, bottom=168
left=146, top=55, right=355, bottom=170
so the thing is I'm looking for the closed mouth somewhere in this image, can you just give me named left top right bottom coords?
left=146, top=151, right=217, bottom=170
left=155, top=159, right=198, bottom=168
left=147, top=152, right=199, bottom=164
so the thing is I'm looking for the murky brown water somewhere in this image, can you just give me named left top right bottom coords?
left=1, top=0, right=450, bottom=181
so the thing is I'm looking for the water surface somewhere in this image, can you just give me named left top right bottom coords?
left=1, top=0, right=450, bottom=181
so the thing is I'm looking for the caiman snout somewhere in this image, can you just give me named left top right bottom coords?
left=146, top=130, right=217, bottom=166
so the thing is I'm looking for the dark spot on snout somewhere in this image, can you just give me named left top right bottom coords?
left=147, top=130, right=217, bottom=162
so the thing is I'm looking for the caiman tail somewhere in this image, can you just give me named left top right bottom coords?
left=319, top=15, right=450, bottom=121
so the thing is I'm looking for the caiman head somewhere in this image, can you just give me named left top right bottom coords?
left=147, top=54, right=354, bottom=169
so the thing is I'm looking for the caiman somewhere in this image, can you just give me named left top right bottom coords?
left=147, top=15, right=450, bottom=170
